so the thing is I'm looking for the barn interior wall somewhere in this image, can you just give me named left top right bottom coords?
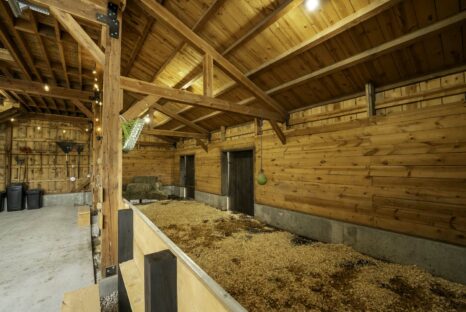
left=122, top=140, right=175, bottom=186
left=173, top=71, right=466, bottom=247
left=0, top=118, right=91, bottom=194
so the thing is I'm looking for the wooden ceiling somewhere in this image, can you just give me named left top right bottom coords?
left=0, top=0, right=465, bottom=132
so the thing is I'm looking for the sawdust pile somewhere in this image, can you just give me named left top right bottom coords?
left=140, top=201, right=466, bottom=312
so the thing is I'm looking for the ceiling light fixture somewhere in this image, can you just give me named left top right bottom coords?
left=304, top=0, right=319, bottom=11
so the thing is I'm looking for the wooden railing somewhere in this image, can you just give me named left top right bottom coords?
left=119, top=200, right=246, bottom=312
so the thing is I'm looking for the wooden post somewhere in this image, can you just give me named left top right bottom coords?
left=203, top=54, right=213, bottom=97
left=365, top=82, right=376, bottom=117
left=91, top=102, right=101, bottom=210
left=144, top=250, right=177, bottom=312
left=101, top=11, right=123, bottom=276
left=5, top=123, right=13, bottom=187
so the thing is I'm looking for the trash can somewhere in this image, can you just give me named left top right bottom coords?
left=26, top=189, right=43, bottom=209
left=7, top=183, right=26, bottom=211
left=0, top=191, right=5, bottom=212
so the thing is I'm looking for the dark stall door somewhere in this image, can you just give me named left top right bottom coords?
left=229, top=150, right=254, bottom=216
left=180, top=155, right=195, bottom=199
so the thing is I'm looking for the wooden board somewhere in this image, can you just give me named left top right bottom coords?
left=77, top=205, right=90, bottom=227
left=61, top=284, right=100, bottom=312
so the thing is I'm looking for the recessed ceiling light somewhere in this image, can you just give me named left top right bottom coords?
left=304, top=0, right=319, bottom=11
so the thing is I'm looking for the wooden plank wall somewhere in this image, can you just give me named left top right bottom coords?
left=122, top=134, right=176, bottom=186
left=0, top=124, right=7, bottom=191
left=174, top=71, right=466, bottom=246
left=0, top=118, right=91, bottom=193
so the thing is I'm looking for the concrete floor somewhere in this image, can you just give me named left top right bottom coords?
left=0, top=205, right=94, bottom=312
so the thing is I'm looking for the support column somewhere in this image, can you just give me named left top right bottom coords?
left=91, top=102, right=102, bottom=212
left=101, top=11, right=122, bottom=276
left=365, top=82, right=376, bottom=117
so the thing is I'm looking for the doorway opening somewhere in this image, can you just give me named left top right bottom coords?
left=222, top=150, right=254, bottom=216
left=180, top=155, right=195, bottom=199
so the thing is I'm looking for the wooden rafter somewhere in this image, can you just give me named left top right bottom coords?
left=0, top=48, right=14, bottom=62
left=50, top=7, right=105, bottom=66
left=147, top=0, right=225, bottom=82
left=144, top=129, right=208, bottom=139
left=138, top=0, right=287, bottom=117
left=151, top=0, right=303, bottom=128
left=53, top=19, right=70, bottom=88
left=122, top=15, right=154, bottom=76
left=0, top=77, right=93, bottom=101
left=151, top=103, right=209, bottom=134
left=120, top=0, right=225, bottom=121
left=174, top=8, right=466, bottom=129
left=166, top=0, right=401, bottom=130
left=120, top=77, right=283, bottom=121
left=70, top=99, right=93, bottom=119
left=30, top=0, right=107, bottom=24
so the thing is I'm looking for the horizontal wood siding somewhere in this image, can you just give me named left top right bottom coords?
left=175, top=71, right=466, bottom=246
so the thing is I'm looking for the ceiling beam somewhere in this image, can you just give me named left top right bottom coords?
left=53, top=19, right=71, bottom=88
left=152, top=103, right=209, bottom=134
left=70, top=99, right=93, bottom=119
left=174, top=8, right=466, bottom=129
left=166, top=0, right=401, bottom=130
left=21, top=112, right=90, bottom=123
left=138, top=0, right=287, bottom=117
left=265, top=10, right=466, bottom=95
left=120, top=0, right=224, bottom=120
left=0, top=77, right=93, bottom=102
left=50, top=7, right=105, bottom=66
left=30, top=0, right=107, bottom=25
left=143, top=129, right=208, bottom=139
left=120, top=76, right=283, bottom=121
left=0, top=48, right=14, bottom=62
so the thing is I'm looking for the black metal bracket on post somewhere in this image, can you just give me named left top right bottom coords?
left=145, top=250, right=178, bottom=312
left=96, top=2, right=120, bottom=39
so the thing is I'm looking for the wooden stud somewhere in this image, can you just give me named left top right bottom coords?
left=366, top=82, right=376, bottom=117
left=203, top=54, right=214, bottom=97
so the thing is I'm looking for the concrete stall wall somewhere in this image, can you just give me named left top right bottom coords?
left=0, top=118, right=91, bottom=193
left=173, top=71, right=466, bottom=248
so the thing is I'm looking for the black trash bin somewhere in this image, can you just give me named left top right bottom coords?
left=26, top=189, right=43, bottom=209
left=0, top=191, right=5, bottom=212
left=7, top=183, right=26, bottom=211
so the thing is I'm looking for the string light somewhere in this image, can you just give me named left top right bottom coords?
left=95, top=118, right=99, bottom=122
left=36, top=126, right=41, bottom=130
left=143, top=114, right=151, bottom=124
left=92, top=69, right=97, bottom=75
left=304, top=0, right=319, bottom=11
left=96, top=127, right=102, bottom=132
left=10, top=118, right=15, bottom=122
left=85, top=128, right=89, bottom=132
left=44, top=84, right=50, bottom=92
left=62, top=130, right=66, bottom=133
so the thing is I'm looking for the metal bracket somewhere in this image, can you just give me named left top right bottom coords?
left=96, top=2, right=119, bottom=39
left=105, top=265, right=117, bottom=277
